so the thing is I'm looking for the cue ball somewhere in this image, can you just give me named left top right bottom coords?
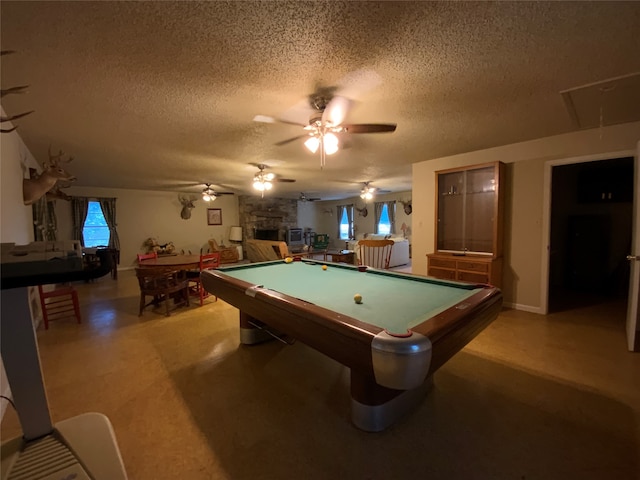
left=354, top=294, right=363, bottom=304
left=322, top=265, right=327, bottom=270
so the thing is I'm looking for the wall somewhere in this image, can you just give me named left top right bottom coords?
left=311, top=191, right=413, bottom=250
left=55, top=186, right=240, bottom=268
left=412, top=121, right=640, bottom=312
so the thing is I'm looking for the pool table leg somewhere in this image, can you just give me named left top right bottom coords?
left=350, top=371, right=433, bottom=432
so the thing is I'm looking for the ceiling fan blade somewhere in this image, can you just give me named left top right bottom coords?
left=276, top=178, right=296, bottom=183
left=341, top=123, right=397, bottom=134
left=322, top=95, right=351, bottom=126
left=274, top=134, right=308, bottom=146
left=213, top=192, right=234, bottom=195
left=253, top=114, right=306, bottom=128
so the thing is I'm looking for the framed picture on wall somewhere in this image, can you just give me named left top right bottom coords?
left=207, top=208, right=222, bottom=225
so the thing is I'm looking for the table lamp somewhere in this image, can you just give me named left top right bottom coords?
left=229, top=226, right=243, bottom=260
left=229, top=226, right=243, bottom=243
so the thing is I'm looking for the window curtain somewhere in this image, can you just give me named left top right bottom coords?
left=387, top=201, right=397, bottom=235
left=71, top=197, right=89, bottom=246
left=32, top=198, right=58, bottom=241
left=374, top=202, right=384, bottom=234
left=98, top=197, right=121, bottom=251
left=373, top=201, right=397, bottom=235
left=336, top=204, right=354, bottom=240
left=336, top=205, right=345, bottom=240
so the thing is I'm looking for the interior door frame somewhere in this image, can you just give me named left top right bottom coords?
left=626, top=140, right=640, bottom=351
left=540, top=148, right=636, bottom=315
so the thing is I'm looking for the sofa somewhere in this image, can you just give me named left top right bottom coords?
left=347, top=234, right=410, bottom=268
left=245, top=239, right=290, bottom=263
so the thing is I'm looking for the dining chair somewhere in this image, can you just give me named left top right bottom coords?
left=135, top=267, right=190, bottom=316
left=187, top=252, right=221, bottom=306
left=357, top=239, right=395, bottom=270
left=37, top=284, right=82, bottom=329
left=137, top=252, right=158, bottom=263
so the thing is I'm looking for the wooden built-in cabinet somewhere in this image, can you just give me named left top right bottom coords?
left=427, top=161, right=505, bottom=287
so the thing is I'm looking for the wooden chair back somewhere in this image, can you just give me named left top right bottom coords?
left=137, top=252, right=158, bottom=263
left=199, top=252, right=221, bottom=271
left=37, top=284, right=81, bottom=329
left=135, top=267, right=190, bottom=316
left=186, top=252, right=221, bottom=306
left=357, top=239, right=395, bottom=270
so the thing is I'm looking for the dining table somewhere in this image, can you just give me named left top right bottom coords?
left=138, top=254, right=202, bottom=270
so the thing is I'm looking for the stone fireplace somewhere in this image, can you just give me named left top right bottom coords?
left=238, top=195, right=298, bottom=246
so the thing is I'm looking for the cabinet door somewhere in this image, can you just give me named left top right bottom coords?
left=464, top=166, right=496, bottom=253
left=437, top=171, right=465, bottom=251
left=435, top=162, right=503, bottom=256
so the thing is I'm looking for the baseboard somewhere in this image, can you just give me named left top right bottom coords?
left=503, top=301, right=544, bottom=314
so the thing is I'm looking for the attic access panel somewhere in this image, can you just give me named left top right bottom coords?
left=561, top=72, right=640, bottom=129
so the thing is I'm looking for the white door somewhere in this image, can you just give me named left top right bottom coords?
left=627, top=140, right=640, bottom=352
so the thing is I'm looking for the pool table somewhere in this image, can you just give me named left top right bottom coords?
left=201, top=259, right=502, bottom=431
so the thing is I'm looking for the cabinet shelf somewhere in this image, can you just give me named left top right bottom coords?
left=428, top=161, right=505, bottom=288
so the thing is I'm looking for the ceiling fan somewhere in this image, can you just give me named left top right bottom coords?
left=359, top=182, right=390, bottom=201
left=251, top=163, right=295, bottom=197
left=254, top=73, right=397, bottom=168
left=299, top=192, right=321, bottom=202
left=201, top=183, right=234, bottom=202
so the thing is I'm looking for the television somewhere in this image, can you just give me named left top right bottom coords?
left=286, top=228, right=304, bottom=248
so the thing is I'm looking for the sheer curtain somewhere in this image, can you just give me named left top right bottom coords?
left=98, top=197, right=121, bottom=251
left=71, top=197, right=89, bottom=246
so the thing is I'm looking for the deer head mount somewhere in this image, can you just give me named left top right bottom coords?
left=178, top=194, right=197, bottom=220
left=356, top=205, right=368, bottom=217
left=400, top=199, right=412, bottom=215
left=23, top=146, right=76, bottom=205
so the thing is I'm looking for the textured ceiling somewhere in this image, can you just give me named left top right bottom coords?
left=1, top=1, right=639, bottom=200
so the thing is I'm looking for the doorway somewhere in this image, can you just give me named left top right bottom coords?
left=548, top=156, right=634, bottom=312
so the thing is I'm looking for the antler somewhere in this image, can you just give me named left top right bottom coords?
left=46, top=145, right=73, bottom=168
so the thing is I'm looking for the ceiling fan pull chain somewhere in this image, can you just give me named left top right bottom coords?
left=320, top=133, right=326, bottom=169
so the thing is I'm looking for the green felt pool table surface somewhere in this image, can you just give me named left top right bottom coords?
left=217, top=260, right=483, bottom=334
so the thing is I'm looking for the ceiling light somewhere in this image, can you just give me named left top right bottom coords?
left=304, top=129, right=340, bottom=168
left=360, top=185, right=376, bottom=200
left=304, top=136, right=320, bottom=154
left=324, top=133, right=339, bottom=155
left=202, top=184, right=216, bottom=202
left=253, top=171, right=273, bottom=197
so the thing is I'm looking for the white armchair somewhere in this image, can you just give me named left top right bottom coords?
left=347, top=234, right=410, bottom=268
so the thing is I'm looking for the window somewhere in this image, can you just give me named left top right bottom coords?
left=377, top=204, right=391, bottom=235
left=339, top=206, right=353, bottom=240
left=83, top=201, right=110, bottom=247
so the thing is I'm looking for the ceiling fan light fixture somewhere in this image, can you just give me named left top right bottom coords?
left=324, top=133, right=339, bottom=155
left=202, top=184, right=217, bottom=201
left=304, top=136, right=320, bottom=153
left=360, top=185, right=375, bottom=200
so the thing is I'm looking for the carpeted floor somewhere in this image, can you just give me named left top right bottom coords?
left=1, top=269, right=638, bottom=479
